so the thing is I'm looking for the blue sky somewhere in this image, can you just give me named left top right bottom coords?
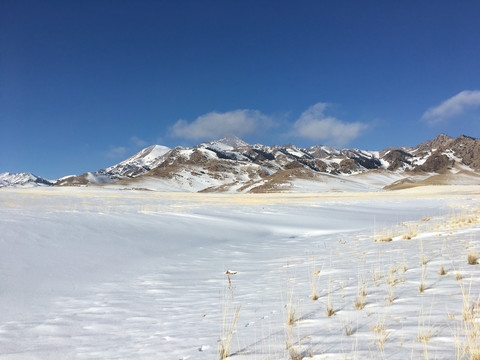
left=1, top=0, right=479, bottom=179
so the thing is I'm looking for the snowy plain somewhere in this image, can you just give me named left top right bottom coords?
left=0, top=186, right=479, bottom=359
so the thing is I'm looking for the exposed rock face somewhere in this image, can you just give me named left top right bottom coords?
left=339, top=159, right=359, bottom=173
left=414, top=152, right=455, bottom=173
left=382, top=149, right=413, bottom=171
left=414, top=133, right=454, bottom=153
left=448, top=135, right=480, bottom=170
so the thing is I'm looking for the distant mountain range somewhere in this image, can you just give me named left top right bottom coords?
left=2, top=134, right=479, bottom=192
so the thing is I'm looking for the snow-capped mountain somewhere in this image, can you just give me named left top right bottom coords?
left=102, top=145, right=171, bottom=178
left=0, top=172, right=52, bottom=188
left=108, top=134, right=480, bottom=192
left=55, top=145, right=171, bottom=186
left=3, top=134, right=479, bottom=192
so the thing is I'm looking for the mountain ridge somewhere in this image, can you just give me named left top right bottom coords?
left=2, top=134, right=479, bottom=191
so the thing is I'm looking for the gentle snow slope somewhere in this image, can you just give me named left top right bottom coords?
left=0, top=186, right=479, bottom=359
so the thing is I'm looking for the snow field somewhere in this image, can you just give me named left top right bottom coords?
left=0, top=186, right=479, bottom=359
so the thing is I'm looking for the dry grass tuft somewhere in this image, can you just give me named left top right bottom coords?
left=401, top=225, right=418, bottom=239
left=418, top=264, right=427, bottom=293
left=439, top=265, right=447, bottom=276
left=372, top=319, right=386, bottom=334
left=467, top=251, right=478, bottom=265
left=419, top=282, right=425, bottom=293
left=344, top=322, right=354, bottom=336
left=375, top=236, right=393, bottom=242
left=310, top=259, right=322, bottom=301
left=287, top=308, right=295, bottom=326
left=355, top=295, right=366, bottom=310
left=422, top=255, right=428, bottom=266
left=459, top=281, right=480, bottom=360
left=372, top=317, right=389, bottom=353
left=456, top=273, right=463, bottom=281
left=419, top=238, right=428, bottom=266
left=417, top=331, right=431, bottom=342
left=388, top=289, right=395, bottom=304
left=326, top=305, right=336, bottom=317
left=219, top=306, right=241, bottom=360
left=377, top=332, right=389, bottom=349
left=288, top=346, right=303, bottom=360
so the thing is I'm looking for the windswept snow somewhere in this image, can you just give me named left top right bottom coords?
left=0, top=186, right=479, bottom=359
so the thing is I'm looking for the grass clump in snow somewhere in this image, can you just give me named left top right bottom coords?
left=310, top=259, right=322, bottom=301
left=287, top=307, right=296, bottom=326
left=375, top=235, right=393, bottom=242
left=419, top=265, right=427, bottom=293
left=355, top=295, right=366, bottom=310
left=439, top=265, right=447, bottom=275
left=420, top=238, right=428, bottom=266
left=218, top=305, right=241, bottom=360
left=219, top=273, right=241, bottom=360
left=284, top=282, right=304, bottom=360
left=326, top=277, right=336, bottom=317
left=372, top=315, right=389, bottom=354
left=459, top=280, right=480, bottom=360
left=401, top=224, right=418, bottom=240
left=354, top=277, right=367, bottom=310
left=467, top=251, right=478, bottom=265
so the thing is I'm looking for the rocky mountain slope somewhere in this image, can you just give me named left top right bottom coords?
left=92, top=134, right=480, bottom=192
left=4, top=134, right=479, bottom=192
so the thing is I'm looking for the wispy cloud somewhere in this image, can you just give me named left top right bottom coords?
left=422, top=90, right=480, bottom=125
left=129, top=136, right=148, bottom=147
left=170, top=109, right=273, bottom=140
left=291, top=102, right=367, bottom=147
left=105, top=146, right=127, bottom=158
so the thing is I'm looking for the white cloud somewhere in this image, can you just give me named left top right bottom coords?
left=105, top=146, right=127, bottom=158
left=130, top=136, right=148, bottom=147
left=292, top=102, right=367, bottom=146
left=422, top=90, right=480, bottom=125
left=170, top=109, right=272, bottom=140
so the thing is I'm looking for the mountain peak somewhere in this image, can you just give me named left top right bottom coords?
left=102, top=144, right=171, bottom=178
left=432, top=133, right=453, bottom=143
left=204, top=135, right=250, bottom=151
left=414, top=133, right=454, bottom=153
left=217, top=134, right=249, bottom=147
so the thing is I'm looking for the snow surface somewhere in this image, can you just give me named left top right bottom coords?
left=0, top=186, right=479, bottom=359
